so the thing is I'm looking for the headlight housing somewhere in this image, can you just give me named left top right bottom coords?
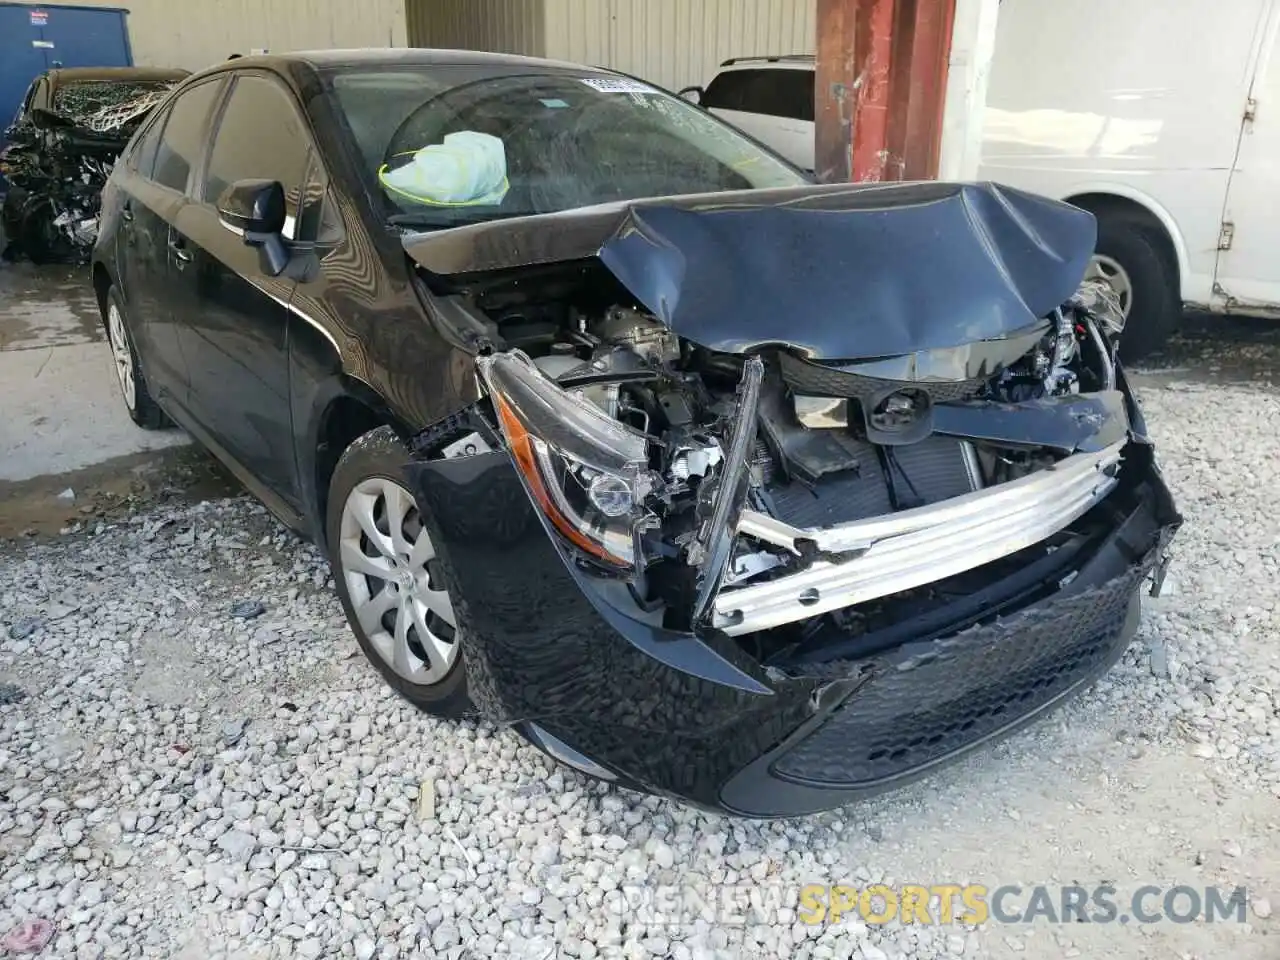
left=478, top=351, right=655, bottom=570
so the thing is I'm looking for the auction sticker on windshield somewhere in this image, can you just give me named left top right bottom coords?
left=579, top=77, right=658, bottom=94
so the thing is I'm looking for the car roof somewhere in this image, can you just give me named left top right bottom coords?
left=716, top=54, right=814, bottom=71
left=189, top=47, right=617, bottom=79
left=46, top=66, right=190, bottom=86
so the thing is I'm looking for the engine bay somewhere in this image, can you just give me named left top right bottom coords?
left=431, top=259, right=1130, bottom=663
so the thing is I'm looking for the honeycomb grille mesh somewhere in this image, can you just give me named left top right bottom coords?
left=773, top=559, right=1152, bottom=787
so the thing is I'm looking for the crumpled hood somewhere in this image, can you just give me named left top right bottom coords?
left=404, top=181, right=1096, bottom=360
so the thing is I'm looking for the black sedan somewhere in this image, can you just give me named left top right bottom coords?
left=92, top=49, right=1179, bottom=817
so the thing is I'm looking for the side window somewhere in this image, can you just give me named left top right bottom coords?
left=773, top=69, right=815, bottom=123
left=704, top=69, right=814, bottom=122
left=129, top=106, right=170, bottom=179
left=16, top=80, right=40, bottom=122
left=202, top=75, right=311, bottom=222
left=153, top=80, right=223, bottom=192
left=702, top=71, right=751, bottom=112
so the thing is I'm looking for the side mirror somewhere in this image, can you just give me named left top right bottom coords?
left=217, top=178, right=285, bottom=234
left=217, top=178, right=289, bottom=275
left=677, top=85, right=704, bottom=105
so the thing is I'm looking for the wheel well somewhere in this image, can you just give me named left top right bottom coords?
left=91, top=262, right=113, bottom=319
left=314, top=396, right=390, bottom=542
left=1065, top=192, right=1180, bottom=282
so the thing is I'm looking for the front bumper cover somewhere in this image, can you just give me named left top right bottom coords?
left=404, top=430, right=1179, bottom=818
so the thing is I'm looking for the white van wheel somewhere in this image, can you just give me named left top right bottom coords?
left=1084, top=254, right=1134, bottom=318
left=1091, top=211, right=1179, bottom=360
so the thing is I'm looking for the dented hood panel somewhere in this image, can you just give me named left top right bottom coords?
left=404, top=181, right=1096, bottom=360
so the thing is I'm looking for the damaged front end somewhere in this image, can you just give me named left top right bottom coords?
left=403, top=182, right=1180, bottom=816
left=2, top=78, right=177, bottom=264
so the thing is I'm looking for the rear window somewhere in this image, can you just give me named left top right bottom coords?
left=702, top=67, right=814, bottom=122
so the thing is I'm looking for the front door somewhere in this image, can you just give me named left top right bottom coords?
left=1215, top=5, right=1280, bottom=311
left=172, top=71, right=313, bottom=508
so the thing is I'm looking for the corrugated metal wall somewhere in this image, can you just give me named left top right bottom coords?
left=405, top=0, right=546, bottom=55
left=545, top=0, right=815, bottom=92
left=66, top=0, right=409, bottom=72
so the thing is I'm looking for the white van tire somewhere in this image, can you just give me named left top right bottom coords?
left=1092, top=212, right=1180, bottom=360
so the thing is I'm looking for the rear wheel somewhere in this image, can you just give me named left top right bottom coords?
left=1087, top=211, right=1180, bottom=360
left=104, top=286, right=170, bottom=429
left=327, top=426, right=472, bottom=718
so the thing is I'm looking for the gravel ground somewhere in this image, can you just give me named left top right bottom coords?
left=2, top=369, right=1279, bottom=960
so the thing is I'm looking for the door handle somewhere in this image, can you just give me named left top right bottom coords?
left=168, top=237, right=193, bottom=264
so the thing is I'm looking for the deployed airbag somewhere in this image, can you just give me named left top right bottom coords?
left=379, top=131, right=510, bottom=206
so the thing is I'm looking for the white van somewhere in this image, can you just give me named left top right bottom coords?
left=692, top=0, right=1280, bottom=355
left=979, top=0, right=1280, bottom=355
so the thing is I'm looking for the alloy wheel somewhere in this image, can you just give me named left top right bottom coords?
left=1084, top=254, right=1134, bottom=318
left=107, top=302, right=136, bottom=411
left=338, top=478, right=458, bottom=685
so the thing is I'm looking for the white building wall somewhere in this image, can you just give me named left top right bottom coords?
left=401, top=0, right=814, bottom=92
left=406, top=0, right=546, bottom=55
left=70, top=0, right=409, bottom=72
left=546, top=0, right=814, bottom=91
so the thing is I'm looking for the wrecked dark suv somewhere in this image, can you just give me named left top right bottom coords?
left=92, top=50, right=1179, bottom=817
left=2, top=67, right=187, bottom=263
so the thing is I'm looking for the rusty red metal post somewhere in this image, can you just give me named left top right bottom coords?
left=816, top=0, right=958, bottom=183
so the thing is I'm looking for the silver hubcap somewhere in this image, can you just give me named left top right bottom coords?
left=1084, top=254, right=1134, bottom=318
left=339, top=478, right=458, bottom=685
left=107, top=303, right=136, bottom=411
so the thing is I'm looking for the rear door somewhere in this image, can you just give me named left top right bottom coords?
left=171, top=71, right=313, bottom=507
left=114, top=77, right=225, bottom=410
left=703, top=67, right=815, bottom=170
left=1214, top=6, right=1280, bottom=310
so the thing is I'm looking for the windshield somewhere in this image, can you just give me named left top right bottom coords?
left=329, top=69, right=807, bottom=229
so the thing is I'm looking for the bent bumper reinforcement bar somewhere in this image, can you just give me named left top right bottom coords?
left=712, top=440, right=1126, bottom=635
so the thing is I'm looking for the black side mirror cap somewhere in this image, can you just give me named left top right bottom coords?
left=217, top=178, right=289, bottom=275
left=217, top=178, right=286, bottom=235
left=677, top=85, right=704, bottom=105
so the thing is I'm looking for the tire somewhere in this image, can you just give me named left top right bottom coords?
left=1090, top=211, right=1181, bottom=360
left=104, top=285, right=170, bottom=429
left=327, top=426, right=472, bottom=718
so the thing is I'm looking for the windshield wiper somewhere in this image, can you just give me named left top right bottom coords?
left=388, top=211, right=518, bottom=230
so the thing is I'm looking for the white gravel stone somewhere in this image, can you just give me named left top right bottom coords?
left=1, top=353, right=1278, bottom=959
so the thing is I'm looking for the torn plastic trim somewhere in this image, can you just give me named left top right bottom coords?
left=713, top=439, right=1125, bottom=635
left=689, top=355, right=764, bottom=625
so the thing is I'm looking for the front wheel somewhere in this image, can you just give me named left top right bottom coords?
left=1086, top=212, right=1181, bottom=360
left=327, top=426, right=472, bottom=718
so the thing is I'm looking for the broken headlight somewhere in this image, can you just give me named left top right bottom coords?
left=478, top=351, right=655, bottom=570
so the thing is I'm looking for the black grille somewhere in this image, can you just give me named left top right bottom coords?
left=780, top=352, right=988, bottom=404
left=767, top=436, right=976, bottom=528
left=772, top=561, right=1149, bottom=788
